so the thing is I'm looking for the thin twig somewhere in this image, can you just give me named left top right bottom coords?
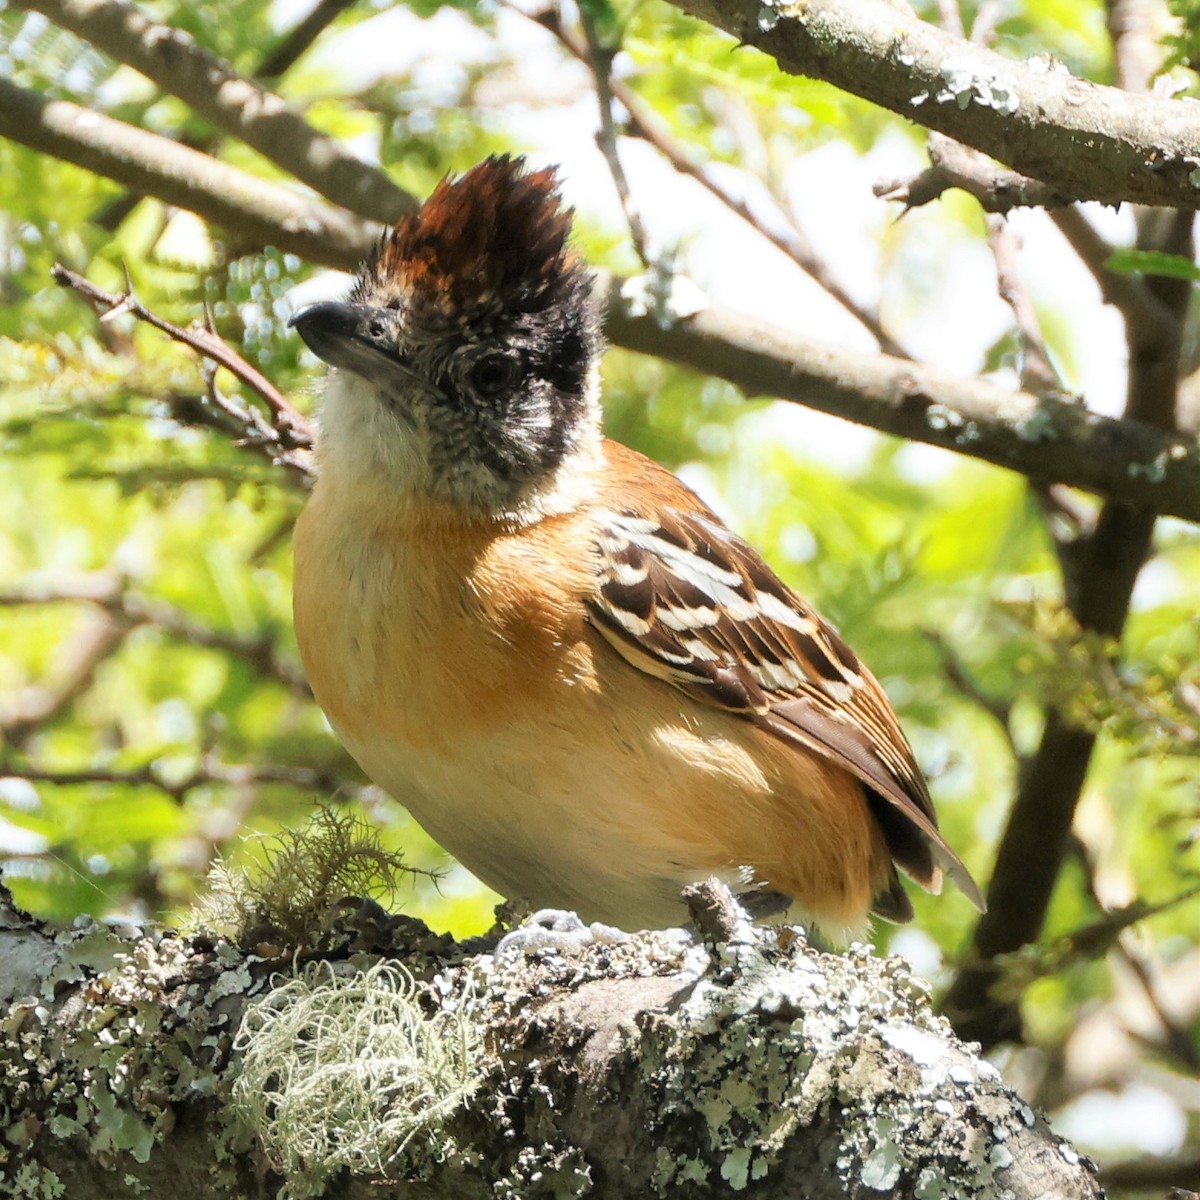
left=576, top=4, right=651, bottom=266
left=969, top=0, right=1002, bottom=46
left=256, top=0, right=356, bottom=81
left=986, top=216, right=1061, bottom=396
left=53, top=263, right=304, bottom=432
left=1, top=755, right=373, bottom=807
left=525, top=1, right=907, bottom=356
left=922, top=629, right=1018, bottom=757
left=935, top=0, right=964, bottom=37
left=51, top=262, right=317, bottom=482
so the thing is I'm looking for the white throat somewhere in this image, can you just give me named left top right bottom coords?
left=313, top=365, right=604, bottom=526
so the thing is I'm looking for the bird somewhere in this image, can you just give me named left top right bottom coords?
left=290, top=154, right=984, bottom=941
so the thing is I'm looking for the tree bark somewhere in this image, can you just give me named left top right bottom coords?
left=0, top=882, right=1102, bottom=1199
left=663, top=0, right=1200, bottom=210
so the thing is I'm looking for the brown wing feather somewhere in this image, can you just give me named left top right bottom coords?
left=587, top=498, right=984, bottom=914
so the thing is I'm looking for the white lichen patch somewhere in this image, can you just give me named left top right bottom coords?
left=619, top=270, right=708, bottom=329
left=935, top=53, right=1020, bottom=114
left=924, top=402, right=981, bottom=445
left=231, top=958, right=485, bottom=1199
left=758, top=8, right=781, bottom=32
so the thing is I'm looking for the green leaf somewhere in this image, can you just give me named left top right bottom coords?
left=1105, top=247, right=1200, bottom=281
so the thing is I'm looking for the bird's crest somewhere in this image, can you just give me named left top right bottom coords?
left=355, top=156, right=588, bottom=322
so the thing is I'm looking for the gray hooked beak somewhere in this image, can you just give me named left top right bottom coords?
left=289, top=301, right=392, bottom=369
left=288, top=301, right=438, bottom=399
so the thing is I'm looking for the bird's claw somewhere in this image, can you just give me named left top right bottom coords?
left=495, top=908, right=630, bottom=957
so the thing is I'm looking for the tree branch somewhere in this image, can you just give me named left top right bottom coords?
left=14, top=0, right=414, bottom=227
left=874, top=132, right=1072, bottom=215
left=921, top=629, right=1017, bottom=758
left=0, top=74, right=377, bottom=269
left=601, top=276, right=1200, bottom=524
left=0, top=880, right=1104, bottom=1198
left=986, top=216, right=1060, bottom=396
left=942, top=175, right=1193, bottom=1045
left=255, top=0, right=356, bottom=82
left=665, top=0, right=1200, bottom=210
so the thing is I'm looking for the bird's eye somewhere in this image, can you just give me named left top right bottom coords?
left=470, top=352, right=524, bottom=397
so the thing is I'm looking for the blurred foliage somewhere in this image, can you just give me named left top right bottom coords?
left=1, top=0, right=1200, bottom=1178
left=1166, top=0, right=1200, bottom=71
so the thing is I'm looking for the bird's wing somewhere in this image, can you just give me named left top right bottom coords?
left=586, top=505, right=984, bottom=911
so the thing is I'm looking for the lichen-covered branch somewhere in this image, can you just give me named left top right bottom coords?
left=0, top=879, right=1102, bottom=1199
left=663, top=0, right=1200, bottom=210
left=14, top=0, right=415, bottom=226
left=602, top=276, right=1200, bottom=524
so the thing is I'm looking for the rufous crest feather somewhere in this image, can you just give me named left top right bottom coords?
left=355, top=156, right=587, bottom=321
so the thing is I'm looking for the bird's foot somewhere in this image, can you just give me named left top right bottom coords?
left=495, top=908, right=631, bottom=957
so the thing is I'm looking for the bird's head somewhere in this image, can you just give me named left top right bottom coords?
left=291, top=156, right=603, bottom=517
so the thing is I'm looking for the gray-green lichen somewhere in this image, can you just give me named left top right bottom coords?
left=450, top=902, right=1095, bottom=1199
left=0, top=913, right=259, bottom=1193
left=633, top=929, right=1030, bottom=1195
left=1127, top=443, right=1187, bottom=482
left=1014, top=407, right=1058, bottom=443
